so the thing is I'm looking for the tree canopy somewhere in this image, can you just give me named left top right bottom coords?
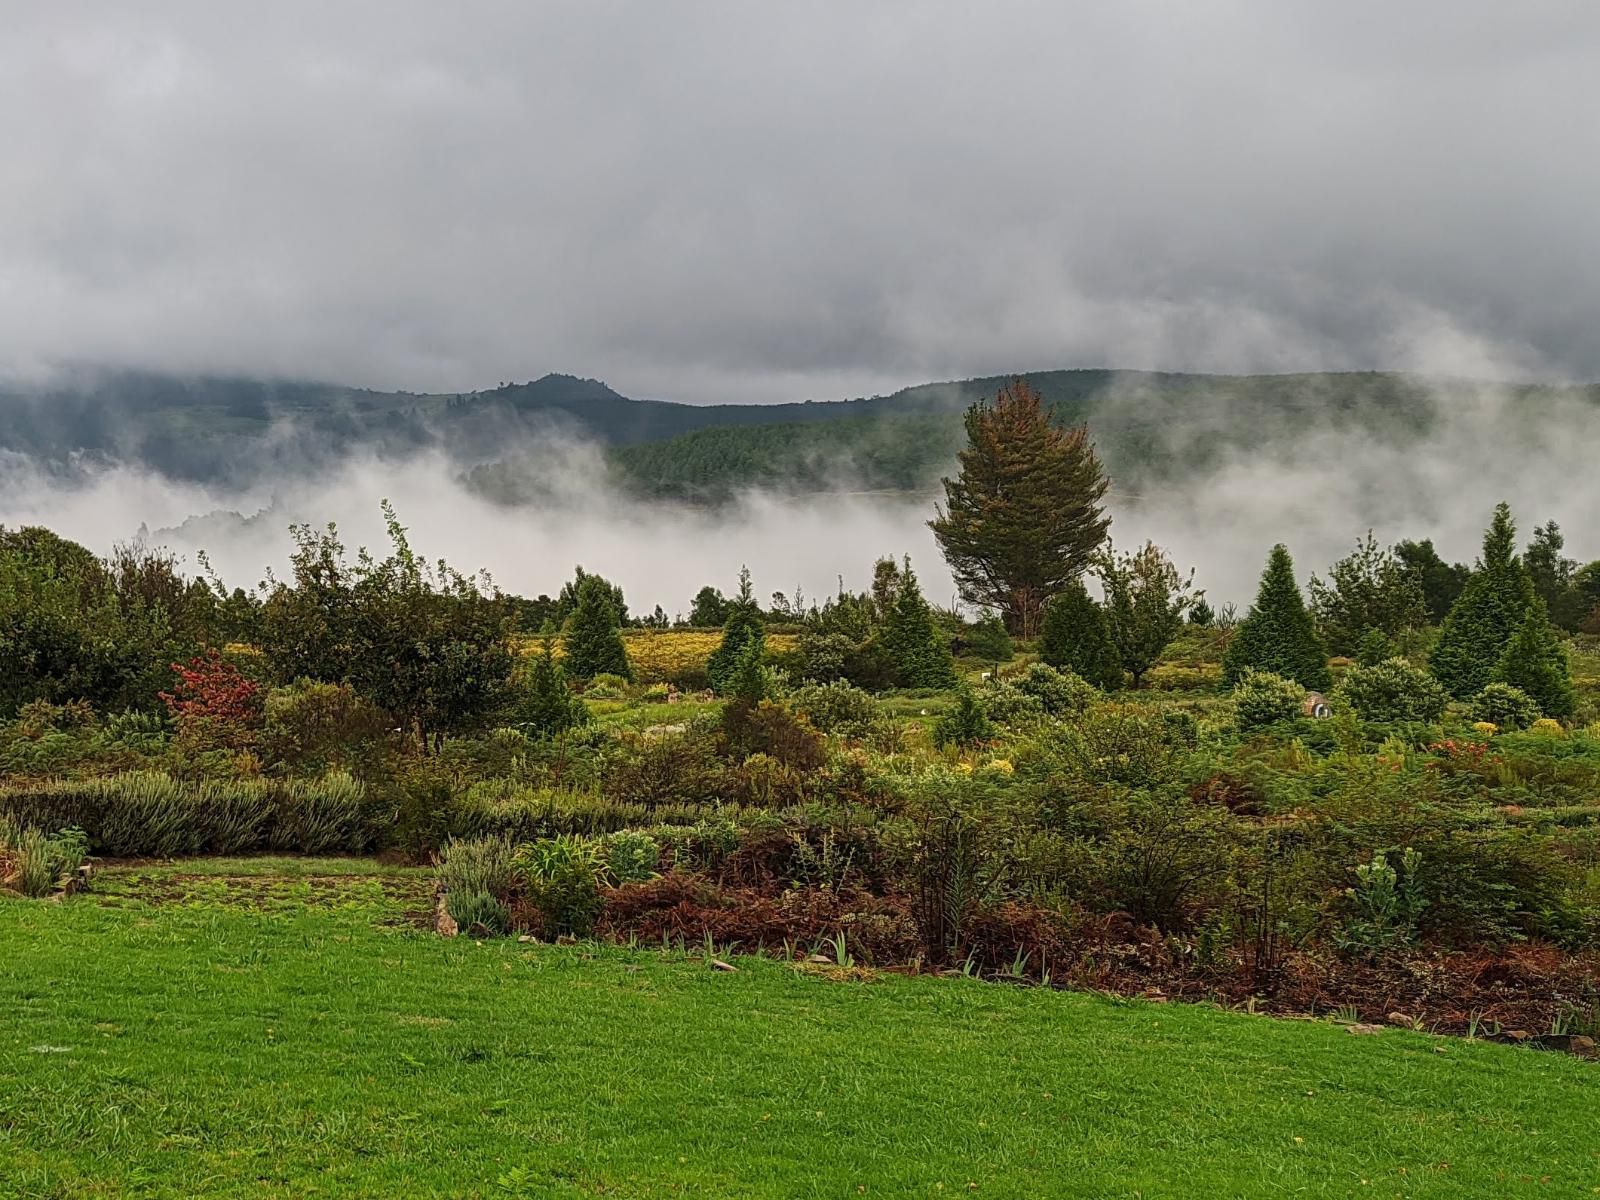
left=929, top=377, right=1110, bottom=637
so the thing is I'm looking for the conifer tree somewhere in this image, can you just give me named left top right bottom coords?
left=1493, top=596, right=1574, bottom=718
left=929, top=377, right=1111, bottom=637
left=1354, top=627, right=1395, bottom=667
left=1039, top=579, right=1123, bottom=690
left=562, top=573, right=631, bottom=681
left=518, top=641, right=589, bottom=736
left=1097, top=540, right=1199, bottom=687
left=706, top=566, right=765, bottom=693
left=881, top=560, right=958, bottom=688
left=1429, top=503, right=1533, bottom=699
left=1222, top=544, right=1330, bottom=690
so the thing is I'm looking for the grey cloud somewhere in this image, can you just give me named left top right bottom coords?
left=2, top=2, right=1597, bottom=401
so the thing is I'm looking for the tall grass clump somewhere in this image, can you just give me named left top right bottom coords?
left=95, top=772, right=201, bottom=857
left=437, top=835, right=517, bottom=934
left=0, top=820, right=89, bottom=898
left=269, top=772, right=368, bottom=854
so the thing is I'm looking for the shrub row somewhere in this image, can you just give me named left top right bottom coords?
left=0, top=771, right=374, bottom=857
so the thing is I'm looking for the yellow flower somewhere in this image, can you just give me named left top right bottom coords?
left=1471, top=720, right=1498, bottom=735
left=1531, top=718, right=1566, bottom=737
left=984, top=758, right=1015, bottom=775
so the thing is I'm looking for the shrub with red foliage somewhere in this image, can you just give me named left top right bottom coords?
left=595, top=875, right=917, bottom=963
left=159, top=650, right=264, bottom=751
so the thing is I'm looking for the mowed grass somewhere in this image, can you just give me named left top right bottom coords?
left=1, top=864, right=1596, bottom=1198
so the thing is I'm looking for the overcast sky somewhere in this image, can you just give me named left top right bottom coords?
left=4, top=2, right=1597, bottom=403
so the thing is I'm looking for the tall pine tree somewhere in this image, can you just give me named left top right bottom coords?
left=1039, top=579, right=1123, bottom=690
left=1222, top=544, right=1330, bottom=690
left=563, top=573, right=631, bottom=681
left=706, top=566, right=765, bottom=693
left=1493, top=596, right=1574, bottom=718
left=518, top=640, right=589, bottom=735
left=881, top=560, right=958, bottom=688
left=929, top=377, right=1110, bottom=637
left=1429, top=503, right=1533, bottom=699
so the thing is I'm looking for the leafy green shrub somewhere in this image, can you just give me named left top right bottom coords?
left=789, top=680, right=879, bottom=738
left=981, top=683, right=1046, bottom=728
left=933, top=689, right=993, bottom=749
left=1039, top=581, right=1123, bottom=691
left=515, top=834, right=606, bottom=936
left=1470, top=682, right=1542, bottom=731
left=582, top=673, right=630, bottom=701
left=1335, top=847, right=1425, bottom=960
left=1334, top=657, right=1448, bottom=724
left=965, top=613, right=1014, bottom=663
left=1231, top=669, right=1304, bottom=731
left=261, top=679, right=388, bottom=771
left=603, top=829, right=660, bottom=884
left=1012, top=662, right=1098, bottom=718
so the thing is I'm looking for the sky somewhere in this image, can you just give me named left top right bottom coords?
left=3, top=1, right=1598, bottom=404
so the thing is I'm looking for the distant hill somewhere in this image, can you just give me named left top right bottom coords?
left=4, top=365, right=1596, bottom=503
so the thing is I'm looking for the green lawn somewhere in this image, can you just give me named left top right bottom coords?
left=1, top=863, right=1596, bottom=1198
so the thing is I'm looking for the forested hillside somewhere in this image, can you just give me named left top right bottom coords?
left=5, top=366, right=1597, bottom=502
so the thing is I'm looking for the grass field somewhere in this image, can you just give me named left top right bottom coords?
left=2, top=861, right=1596, bottom=1199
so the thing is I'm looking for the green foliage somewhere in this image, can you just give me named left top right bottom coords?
left=563, top=573, right=632, bottom=682
left=933, top=688, right=993, bottom=749
left=1394, top=539, right=1470, bottom=623
left=1308, top=532, right=1426, bottom=655
left=789, top=679, right=880, bottom=738
left=1097, top=540, right=1199, bottom=686
left=557, top=567, right=629, bottom=627
left=1188, top=599, right=1215, bottom=627
left=1354, top=627, right=1395, bottom=667
left=706, top=567, right=765, bottom=693
left=1231, top=669, right=1305, bottom=731
left=1429, top=503, right=1534, bottom=699
left=965, top=613, right=1015, bottom=663
left=602, top=830, right=660, bottom=884
left=1523, top=521, right=1588, bottom=631
left=930, top=377, right=1110, bottom=636
left=437, top=835, right=516, bottom=934
left=1470, top=682, right=1541, bottom=731
left=262, top=679, right=389, bottom=772
left=1335, top=658, right=1448, bottom=724
left=880, top=561, right=957, bottom=689
left=1011, top=662, right=1098, bottom=718
left=1336, top=848, right=1426, bottom=960
left=515, top=834, right=607, bottom=936
left=1222, top=545, right=1330, bottom=690
left=516, top=642, right=590, bottom=737
left=1101, top=789, right=1231, bottom=931
left=0, top=822, right=88, bottom=898
left=1493, top=597, right=1574, bottom=719
left=1038, top=580, right=1123, bottom=690
left=0, top=771, right=370, bottom=857
left=0, top=529, right=216, bottom=718
left=259, top=506, right=516, bottom=746
left=687, top=585, right=728, bottom=627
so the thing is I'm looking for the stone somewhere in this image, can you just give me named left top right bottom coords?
left=710, top=959, right=738, bottom=972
